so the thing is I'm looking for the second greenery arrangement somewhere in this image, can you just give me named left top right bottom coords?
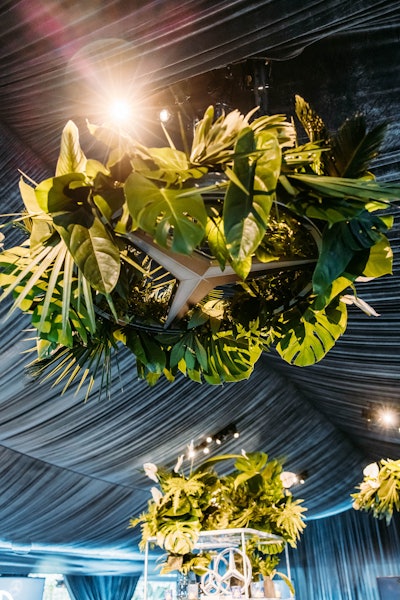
left=130, top=450, right=306, bottom=591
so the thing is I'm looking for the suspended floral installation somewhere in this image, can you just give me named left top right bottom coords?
left=0, top=95, right=398, bottom=396
left=130, top=449, right=306, bottom=595
left=352, top=459, right=400, bottom=524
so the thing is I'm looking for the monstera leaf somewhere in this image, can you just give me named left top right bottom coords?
left=158, top=519, right=201, bottom=555
left=275, top=300, right=348, bottom=366
left=124, top=172, right=207, bottom=255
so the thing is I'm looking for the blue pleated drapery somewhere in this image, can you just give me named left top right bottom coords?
left=289, top=509, right=400, bottom=600
left=64, top=575, right=140, bottom=600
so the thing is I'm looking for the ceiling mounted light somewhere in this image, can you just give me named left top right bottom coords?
left=362, top=403, right=400, bottom=430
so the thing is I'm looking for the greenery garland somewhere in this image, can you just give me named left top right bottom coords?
left=0, top=96, right=398, bottom=396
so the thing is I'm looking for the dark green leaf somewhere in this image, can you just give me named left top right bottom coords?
left=313, top=211, right=389, bottom=295
left=327, top=115, right=388, bottom=178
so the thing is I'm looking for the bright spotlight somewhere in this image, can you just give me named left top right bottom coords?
left=108, top=99, right=132, bottom=124
left=378, top=408, right=399, bottom=428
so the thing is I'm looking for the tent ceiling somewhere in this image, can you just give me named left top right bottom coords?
left=0, top=0, right=399, bottom=575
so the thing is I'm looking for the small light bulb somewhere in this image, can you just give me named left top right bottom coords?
left=206, top=436, right=213, bottom=444
left=233, top=432, right=240, bottom=439
left=215, top=438, right=222, bottom=445
left=203, top=447, right=210, bottom=454
left=159, top=108, right=171, bottom=123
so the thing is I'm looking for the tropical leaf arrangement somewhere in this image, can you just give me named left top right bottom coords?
left=352, top=459, right=400, bottom=524
left=129, top=449, right=306, bottom=583
left=0, top=95, right=398, bottom=396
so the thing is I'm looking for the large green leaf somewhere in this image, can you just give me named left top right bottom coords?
left=313, top=211, right=390, bottom=295
left=223, top=129, right=281, bottom=277
left=35, top=174, right=121, bottom=294
left=124, top=172, right=207, bottom=255
left=253, top=130, right=281, bottom=215
left=55, top=120, right=87, bottom=176
left=223, top=128, right=256, bottom=262
left=275, top=301, right=347, bottom=366
left=158, top=519, right=200, bottom=555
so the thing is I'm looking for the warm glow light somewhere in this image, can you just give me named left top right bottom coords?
left=159, top=108, right=171, bottom=123
left=233, top=432, right=240, bottom=439
left=108, top=98, right=132, bottom=124
left=206, top=436, right=213, bottom=443
left=378, top=408, right=399, bottom=428
left=203, top=447, right=210, bottom=454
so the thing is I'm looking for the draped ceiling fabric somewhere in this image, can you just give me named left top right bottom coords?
left=0, top=0, right=399, bottom=584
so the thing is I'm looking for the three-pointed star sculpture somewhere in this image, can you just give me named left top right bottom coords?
left=131, top=229, right=319, bottom=327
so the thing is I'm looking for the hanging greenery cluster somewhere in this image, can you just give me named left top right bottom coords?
left=0, top=96, right=398, bottom=395
left=352, top=459, right=400, bottom=524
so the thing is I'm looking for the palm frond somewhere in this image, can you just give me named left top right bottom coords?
left=327, top=115, right=388, bottom=178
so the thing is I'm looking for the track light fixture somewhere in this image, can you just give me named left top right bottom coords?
left=190, top=424, right=240, bottom=456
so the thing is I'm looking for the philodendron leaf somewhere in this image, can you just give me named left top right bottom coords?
left=313, top=211, right=389, bottom=296
left=55, top=120, right=87, bottom=176
left=36, top=174, right=120, bottom=294
left=275, top=301, right=347, bottom=366
left=223, top=130, right=281, bottom=276
left=223, top=127, right=255, bottom=263
left=53, top=209, right=120, bottom=294
left=124, top=172, right=207, bottom=255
